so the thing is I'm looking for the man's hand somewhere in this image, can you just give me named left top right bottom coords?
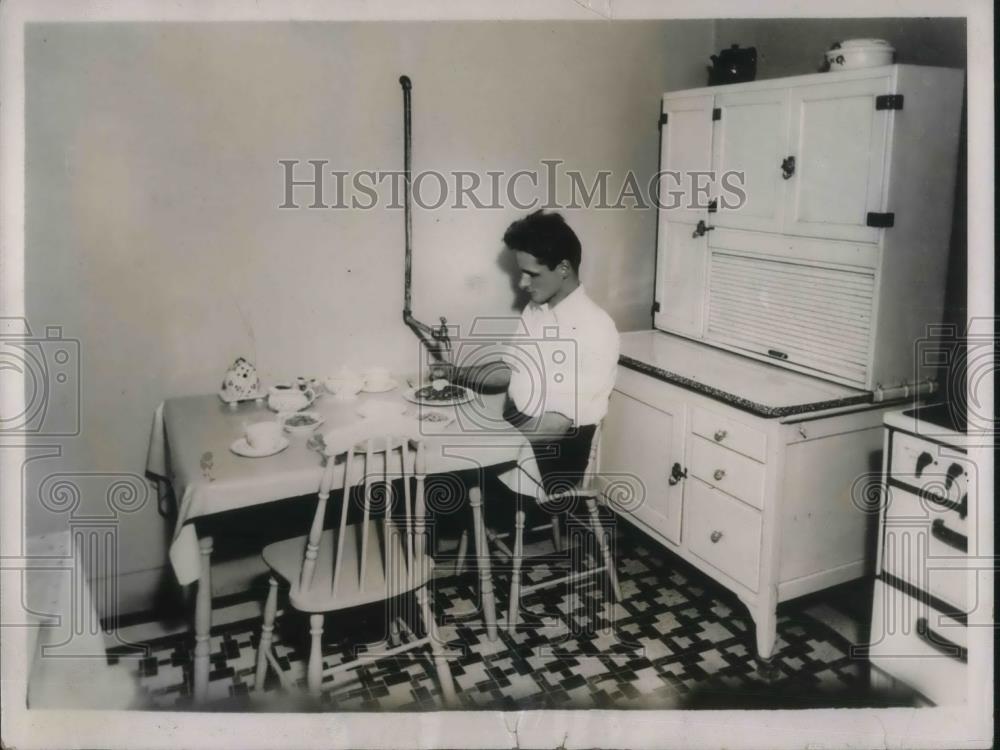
left=428, top=360, right=456, bottom=383
left=438, top=361, right=511, bottom=393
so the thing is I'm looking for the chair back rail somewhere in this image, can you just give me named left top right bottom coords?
left=299, top=433, right=427, bottom=603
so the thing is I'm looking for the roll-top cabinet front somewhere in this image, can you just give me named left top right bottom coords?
left=654, top=65, right=963, bottom=391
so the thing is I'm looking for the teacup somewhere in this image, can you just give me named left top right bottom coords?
left=245, top=421, right=283, bottom=450
left=325, top=376, right=364, bottom=401
left=268, top=384, right=311, bottom=412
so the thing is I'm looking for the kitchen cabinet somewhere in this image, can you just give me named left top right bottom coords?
left=653, top=65, right=964, bottom=391
left=600, top=331, right=900, bottom=663
left=867, top=405, right=978, bottom=706
left=602, top=389, right=685, bottom=545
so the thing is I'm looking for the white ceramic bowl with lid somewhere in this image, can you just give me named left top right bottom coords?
left=825, top=38, right=895, bottom=70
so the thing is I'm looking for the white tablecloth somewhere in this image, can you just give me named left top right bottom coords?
left=146, top=391, right=529, bottom=585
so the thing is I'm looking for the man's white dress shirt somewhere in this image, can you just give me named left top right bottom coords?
left=499, top=285, right=619, bottom=499
left=505, top=285, right=620, bottom=427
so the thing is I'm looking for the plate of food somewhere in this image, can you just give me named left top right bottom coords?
left=280, top=411, right=325, bottom=435
left=402, top=379, right=473, bottom=406
left=413, top=408, right=456, bottom=427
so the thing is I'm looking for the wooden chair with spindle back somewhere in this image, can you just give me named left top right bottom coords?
left=253, top=432, right=456, bottom=704
left=499, top=424, right=622, bottom=630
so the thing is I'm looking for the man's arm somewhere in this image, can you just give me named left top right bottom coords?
left=516, top=410, right=573, bottom=445
left=434, top=360, right=512, bottom=392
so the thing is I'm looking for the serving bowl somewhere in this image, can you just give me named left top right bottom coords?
left=825, top=39, right=895, bottom=70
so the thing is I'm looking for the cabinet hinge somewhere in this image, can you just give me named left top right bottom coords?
left=875, top=94, right=904, bottom=111
left=711, top=107, right=721, bottom=121
left=652, top=301, right=661, bottom=315
left=866, top=211, right=895, bottom=228
left=658, top=112, right=668, bottom=128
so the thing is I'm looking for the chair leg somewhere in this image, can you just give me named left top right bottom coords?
left=455, top=529, right=469, bottom=575
left=585, top=496, right=621, bottom=601
left=307, top=614, right=324, bottom=696
left=508, top=502, right=526, bottom=632
left=254, top=576, right=279, bottom=691
left=417, top=587, right=457, bottom=706
left=550, top=514, right=562, bottom=552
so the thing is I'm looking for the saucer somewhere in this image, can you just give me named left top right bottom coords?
left=362, top=378, right=399, bottom=393
left=230, top=436, right=290, bottom=458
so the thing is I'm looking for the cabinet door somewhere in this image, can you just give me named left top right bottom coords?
left=658, top=94, right=714, bottom=225
left=784, top=76, right=892, bottom=243
left=655, top=94, right=713, bottom=338
left=711, top=88, right=790, bottom=234
left=599, top=390, right=685, bottom=545
left=654, top=223, right=708, bottom=338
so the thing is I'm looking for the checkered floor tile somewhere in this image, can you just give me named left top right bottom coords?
left=108, top=525, right=918, bottom=711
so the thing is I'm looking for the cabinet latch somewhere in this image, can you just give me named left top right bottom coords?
left=668, top=462, right=687, bottom=486
left=707, top=199, right=717, bottom=213
left=875, top=94, right=904, bottom=111
left=711, top=107, right=722, bottom=121
left=658, top=112, right=668, bottom=129
left=652, top=301, right=661, bottom=315
left=866, top=212, right=896, bottom=228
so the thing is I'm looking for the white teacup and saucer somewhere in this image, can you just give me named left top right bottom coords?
left=231, top=420, right=289, bottom=457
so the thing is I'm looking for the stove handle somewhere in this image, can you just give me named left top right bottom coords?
left=916, top=617, right=967, bottom=663
left=931, top=518, right=968, bottom=553
left=915, top=451, right=934, bottom=477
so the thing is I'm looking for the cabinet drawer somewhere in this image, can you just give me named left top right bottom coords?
left=689, top=435, right=765, bottom=509
left=691, top=407, right=767, bottom=463
left=881, top=485, right=970, bottom=613
left=684, top=479, right=762, bottom=591
left=869, top=579, right=967, bottom=706
left=889, top=431, right=969, bottom=509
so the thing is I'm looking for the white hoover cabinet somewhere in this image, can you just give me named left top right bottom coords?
left=600, top=332, right=897, bottom=662
left=654, top=65, right=963, bottom=392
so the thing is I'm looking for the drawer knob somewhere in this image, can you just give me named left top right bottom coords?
left=710, top=530, right=723, bottom=543
left=713, top=429, right=727, bottom=442
left=713, top=469, right=726, bottom=481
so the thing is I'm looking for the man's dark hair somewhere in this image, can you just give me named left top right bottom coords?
left=503, top=210, right=582, bottom=274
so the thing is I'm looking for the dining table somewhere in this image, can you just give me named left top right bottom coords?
left=146, top=385, right=529, bottom=703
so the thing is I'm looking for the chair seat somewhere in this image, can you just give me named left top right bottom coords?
left=263, top=524, right=434, bottom=613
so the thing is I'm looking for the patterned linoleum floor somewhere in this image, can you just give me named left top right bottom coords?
left=108, top=526, right=916, bottom=711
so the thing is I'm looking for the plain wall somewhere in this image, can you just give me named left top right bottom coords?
left=25, top=20, right=713, bottom=609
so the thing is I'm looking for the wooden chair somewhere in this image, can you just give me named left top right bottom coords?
left=253, top=433, right=456, bottom=704
left=495, top=426, right=622, bottom=630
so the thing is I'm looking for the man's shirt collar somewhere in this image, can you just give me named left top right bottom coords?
left=529, top=284, right=587, bottom=315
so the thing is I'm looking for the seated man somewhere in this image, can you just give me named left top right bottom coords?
left=446, top=209, right=620, bottom=495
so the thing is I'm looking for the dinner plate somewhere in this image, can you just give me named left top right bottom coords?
left=230, top=436, right=290, bottom=458
left=402, top=384, right=473, bottom=407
